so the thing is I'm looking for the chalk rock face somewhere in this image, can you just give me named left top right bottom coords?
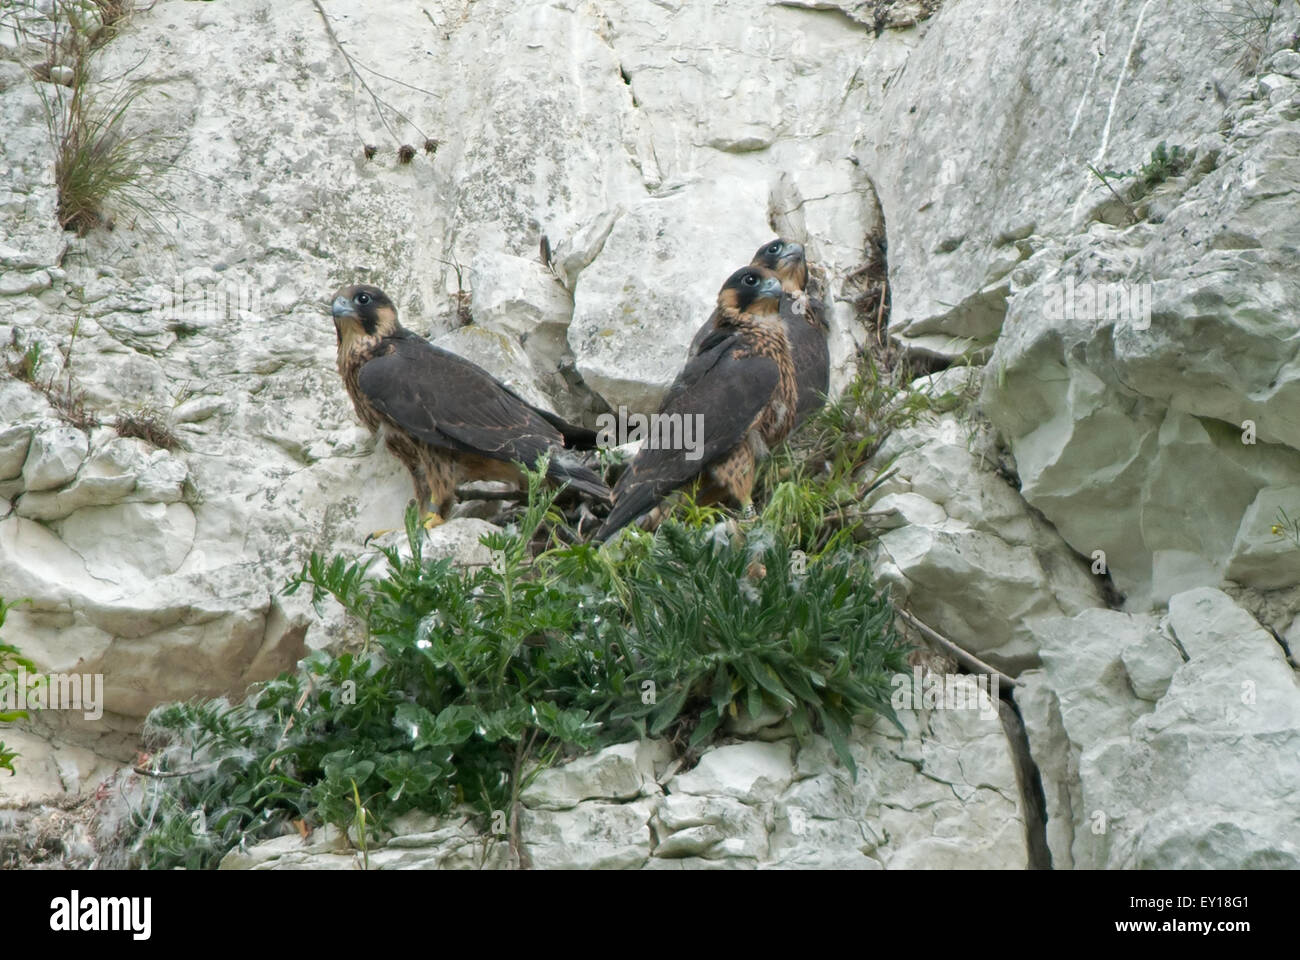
left=0, top=0, right=894, bottom=761
left=1020, top=590, right=1300, bottom=869
left=866, top=368, right=1103, bottom=673
left=20, top=423, right=88, bottom=493
left=568, top=178, right=775, bottom=413
left=4, top=0, right=1298, bottom=871
left=921, top=8, right=1300, bottom=609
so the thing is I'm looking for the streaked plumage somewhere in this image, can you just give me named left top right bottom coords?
left=595, top=266, right=796, bottom=541
left=689, top=238, right=829, bottom=428
left=331, top=284, right=609, bottom=524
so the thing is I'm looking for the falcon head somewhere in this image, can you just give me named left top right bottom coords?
left=331, top=284, right=399, bottom=342
left=717, top=265, right=783, bottom=317
left=751, top=238, right=807, bottom=293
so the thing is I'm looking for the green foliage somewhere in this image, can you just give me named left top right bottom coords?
left=612, top=523, right=907, bottom=776
left=1271, top=507, right=1300, bottom=547
left=0, top=598, right=37, bottom=776
left=2, top=0, right=167, bottom=236
left=756, top=352, right=964, bottom=553
left=130, top=464, right=906, bottom=869
left=43, top=63, right=152, bottom=235
left=1097, top=140, right=1190, bottom=191
left=1137, top=142, right=1191, bottom=189
left=4, top=340, right=44, bottom=384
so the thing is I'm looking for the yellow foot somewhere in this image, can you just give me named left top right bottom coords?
left=740, top=501, right=757, bottom=522
left=363, top=527, right=396, bottom=546
left=363, top=513, right=443, bottom=546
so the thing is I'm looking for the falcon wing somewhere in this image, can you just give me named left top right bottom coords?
left=783, top=294, right=830, bottom=425
left=596, top=336, right=779, bottom=538
left=357, top=332, right=564, bottom=464
left=686, top=306, right=722, bottom=359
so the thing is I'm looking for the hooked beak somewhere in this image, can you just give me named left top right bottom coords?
left=778, top=241, right=805, bottom=264
left=759, top=275, right=783, bottom=300
left=331, top=295, right=355, bottom=320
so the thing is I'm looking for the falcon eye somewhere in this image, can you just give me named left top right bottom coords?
left=768, top=243, right=782, bottom=255
left=356, top=292, right=371, bottom=305
left=743, top=274, right=758, bottom=286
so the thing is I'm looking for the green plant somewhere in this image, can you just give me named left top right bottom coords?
left=754, top=352, right=957, bottom=553
left=1271, top=507, right=1300, bottom=547
left=128, top=462, right=906, bottom=868
left=7, top=0, right=167, bottom=236
left=1087, top=140, right=1192, bottom=223
left=611, top=522, right=907, bottom=774
left=42, top=60, right=150, bottom=235
left=1137, top=141, right=1191, bottom=189
left=350, top=779, right=369, bottom=870
left=4, top=337, right=44, bottom=384
left=0, top=599, right=36, bottom=776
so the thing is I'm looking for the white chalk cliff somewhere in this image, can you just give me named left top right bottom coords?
left=2, top=0, right=1299, bottom=868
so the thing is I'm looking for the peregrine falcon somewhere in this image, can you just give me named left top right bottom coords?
left=330, top=284, right=610, bottom=527
left=689, top=238, right=829, bottom=428
left=594, top=266, right=796, bottom=541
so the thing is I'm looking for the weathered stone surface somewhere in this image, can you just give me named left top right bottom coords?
left=0, top=425, right=32, bottom=480
left=1024, top=589, right=1300, bottom=869
left=521, top=798, right=658, bottom=870
left=20, top=423, right=87, bottom=493
left=867, top=382, right=1102, bottom=672
left=968, top=5, right=1300, bottom=608
left=15, top=437, right=188, bottom=522
left=568, top=178, right=775, bottom=413
left=668, top=741, right=796, bottom=805
left=522, top=740, right=664, bottom=811
left=0, top=728, right=120, bottom=809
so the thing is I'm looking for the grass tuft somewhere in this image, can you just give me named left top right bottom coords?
left=114, top=405, right=182, bottom=451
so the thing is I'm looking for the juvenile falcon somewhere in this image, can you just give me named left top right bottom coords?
left=331, top=284, right=610, bottom=526
left=689, top=238, right=829, bottom=428
left=594, top=266, right=796, bottom=541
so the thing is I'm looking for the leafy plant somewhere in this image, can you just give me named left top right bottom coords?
left=609, top=522, right=907, bottom=775
left=753, top=351, right=960, bottom=553
left=1137, top=142, right=1191, bottom=189
left=0, top=599, right=37, bottom=776
left=42, top=57, right=151, bottom=235
left=128, top=462, right=906, bottom=868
